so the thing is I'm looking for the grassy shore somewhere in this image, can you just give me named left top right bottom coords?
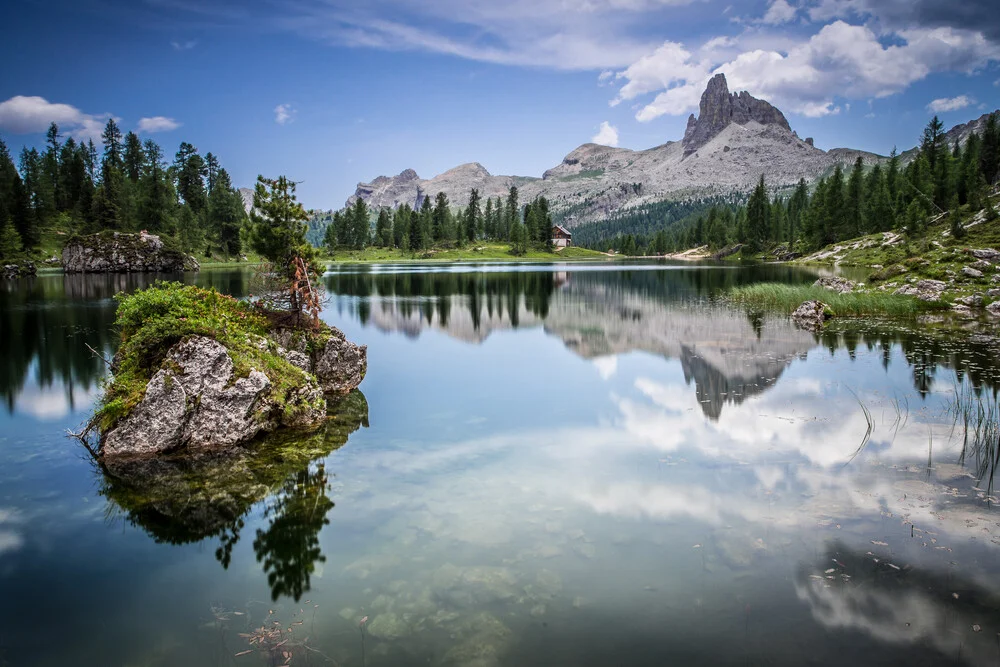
left=728, top=283, right=936, bottom=317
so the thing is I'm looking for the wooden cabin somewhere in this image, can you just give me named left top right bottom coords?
left=551, top=225, right=572, bottom=248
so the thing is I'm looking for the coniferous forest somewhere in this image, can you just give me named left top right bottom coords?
left=321, top=186, right=558, bottom=255
left=0, top=119, right=247, bottom=260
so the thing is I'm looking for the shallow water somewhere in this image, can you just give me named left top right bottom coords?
left=1, top=262, right=999, bottom=667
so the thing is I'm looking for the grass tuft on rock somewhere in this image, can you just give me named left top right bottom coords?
left=727, top=283, right=934, bottom=317
left=97, top=281, right=313, bottom=433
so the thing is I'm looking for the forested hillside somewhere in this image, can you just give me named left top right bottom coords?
left=0, top=120, right=247, bottom=260
left=601, top=113, right=1000, bottom=256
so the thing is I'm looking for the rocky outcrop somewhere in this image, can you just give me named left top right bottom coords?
left=813, top=277, right=856, bottom=294
left=894, top=279, right=947, bottom=302
left=2, top=261, right=36, bottom=279
left=63, top=231, right=199, bottom=273
left=270, top=327, right=368, bottom=396
left=102, top=336, right=326, bottom=458
left=682, top=73, right=791, bottom=155
left=792, top=300, right=831, bottom=332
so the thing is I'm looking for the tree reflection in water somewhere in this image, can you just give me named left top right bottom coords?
left=99, top=390, right=368, bottom=602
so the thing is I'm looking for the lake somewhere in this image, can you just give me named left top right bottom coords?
left=1, top=262, right=999, bottom=667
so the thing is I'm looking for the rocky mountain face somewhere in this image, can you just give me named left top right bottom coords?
left=341, top=74, right=887, bottom=227
left=681, top=73, right=791, bottom=154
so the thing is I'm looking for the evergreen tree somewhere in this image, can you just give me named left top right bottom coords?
left=136, top=140, right=174, bottom=234
left=205, top=153, right=220, bottom=194
left=207, top=168, right=244, bottom=256
left=42, top=123, right=61, bottom=216
left=123, top=131, right=143, bottom=183
left=176, top=203, right=203, bottom=253
left=173, top=142, right=207, bottom=214
left=374, top=207, right=392, bottom=247
left=979, top=113, right=999, bottom=186
left=95, top=118, right=126, bottom=230
left=504, top=186, right=519, bottom=241
left=467, top=188, right=482, bottom=242
left=392, top=205, right=411, bottom=249
left=349, top=197, right=370, bottom=249
left=483, top=197, right=494, bottom=242
left=846, top=157, right=865, bottom=237
left=920, top=116, right=945, bottom=170
left=247, top=175, right=317, bottom=276
left=744, top=175, right=769, bottom=253
left=17, top=148, right=43, bottom=247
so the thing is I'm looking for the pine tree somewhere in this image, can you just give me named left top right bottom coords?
left=467, top=188, right=481, bottom=242
left=207, top=168, right=244, bottom=256
left=744, top=175, right=769, bottom=253
left=374, top=207, right=392, bottom=247
left=247, top=175, right=316, bottom=276
left=846, top=157, right=865, bottom=238
left=349, top=197, right=370, bottom=249
left=205, top=153, right=220, bottom=194
left=17, top=148, right=43, bottom=247
left=921, top=116, right=945, bottom=170
left=96, top=118, right=126, bottom=230
left=123, top=132, right=143, bottom=183
left=483, top=197, right=494, bottom=242
left=0, top=215, right=20, bottom=258
left=136, top=140, right=175, bottom=234
left=505, top=186, right=518, bottom=241
left=980, top=112, right=999, bottom=186
left=42, top=123, right=61, bottom=217
left=174, top=142, right=207, bottom=214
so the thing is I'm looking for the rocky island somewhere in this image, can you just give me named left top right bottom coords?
left=83, top=281, right=366, bottom=460
left=63, top=230, right=200, bottom=273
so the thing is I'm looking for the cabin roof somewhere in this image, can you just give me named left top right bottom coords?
left=552, top=225, right=572, bottom=237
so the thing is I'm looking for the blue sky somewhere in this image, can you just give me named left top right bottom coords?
left=1, top=0, right=999, bottom=209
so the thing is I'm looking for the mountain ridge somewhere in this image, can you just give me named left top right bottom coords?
left=341, top=74, right=891, bottom=227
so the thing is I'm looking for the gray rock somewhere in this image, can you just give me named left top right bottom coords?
left=314, top=332, right=367, bottom=395
left=970, top=248, right=1000, bottom=262
left=1, top=261, right=36, bottom=279
left=63, top=231, right=199, bottom=273
left=791, top=300, right=831, bottom=332
left=988, top=301, right=1000, bottom=317
left=986, top=288, right=1000, bottom=298
left=955, top=294, right=984, bottom=307
left=894, top=279, right=947, bottom=301
left=270, top=326, right=368, bottom=395
left=813, top=276, right=856, bottom=294
left=962, top=266, right=984, bottom=279
left=102, top=336, right=323, bottom=458
left=970, top=259, right=994, bottom=271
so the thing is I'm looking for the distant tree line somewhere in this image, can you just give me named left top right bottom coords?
left=323, top=186, right=556, bottom=255
left=0, top=120, right=247, bottom=259
left=592, top=112, right=1000, bottom=256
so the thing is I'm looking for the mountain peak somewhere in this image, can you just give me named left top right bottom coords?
left=682, top=73, right=791, bottom=155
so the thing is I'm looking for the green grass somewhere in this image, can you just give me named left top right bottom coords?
left=323, top=243, right=608, bottom=263
left=97, top=282, right=319, bottom=434
left=727, top=283, right=935, bottom=317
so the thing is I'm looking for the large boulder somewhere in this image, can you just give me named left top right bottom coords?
left=894, top=279, right=946, bottom=302
left=813, top=276, right=856, bottom=294
left=63, top=231, right=199, bottom=273
left=791, top=300, right=831, bottom=332
left=1, top=261, right=36, bottom=279
left=271, top=327, right=368, bottom=395
left=102, top=336, right=325, bottom=458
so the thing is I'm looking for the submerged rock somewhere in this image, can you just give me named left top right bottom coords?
left=791, top=300, right=831, bottom=332
left=63, top=231, right=199, bottom=273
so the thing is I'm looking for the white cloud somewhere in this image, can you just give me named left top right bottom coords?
left=274, top=103, right=295, bottom=125
left=137, top=116, right=181, bottom=133
left=0, top=96, right=85, bottom=133
left=0, top=95, right=113, bottom=143
left=761, top=0, right=797, bottom=24
left=171, top=40, right=197, bottom=50
left=926, top=95, right=972, bottom=112
left=591, top=121, right=620, bottom=146
left=614, top=20, right=999, bottom=121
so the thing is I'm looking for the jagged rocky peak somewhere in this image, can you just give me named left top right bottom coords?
left=682, top=73, right=791, bottom=154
